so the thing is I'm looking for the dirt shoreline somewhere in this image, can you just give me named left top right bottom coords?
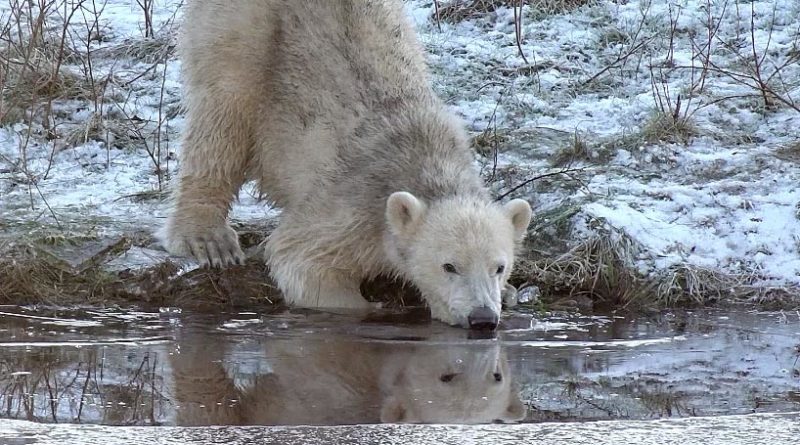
left=2, top=225, right=797, bottom=313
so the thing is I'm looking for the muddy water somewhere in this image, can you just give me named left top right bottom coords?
left=0, top=306, right=798, bottom=426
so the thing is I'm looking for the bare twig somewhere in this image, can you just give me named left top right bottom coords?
left=583, top=38, right=652, bottom=86
left=513, top=0, right=529, bottom=64
left=495, top=167, right=585, bottom=201
left=433, top=0, right=442, bottom=32
left=135, top=0, right=154, bottom=38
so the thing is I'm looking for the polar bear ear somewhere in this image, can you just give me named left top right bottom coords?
left=386, top=192, right=426, bottom=235
left=503, top=199, right=532, bottom=241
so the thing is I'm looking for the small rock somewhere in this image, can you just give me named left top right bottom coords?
left=517, top=285, right=540, bottom=304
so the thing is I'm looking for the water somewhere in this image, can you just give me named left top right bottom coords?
left=0, top=306, right=798, bottom=427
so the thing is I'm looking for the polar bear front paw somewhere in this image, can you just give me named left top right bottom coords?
left=162, top=223, right=246, bottom=268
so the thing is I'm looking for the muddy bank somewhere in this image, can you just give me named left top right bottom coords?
left=2, top=223, right=798, bottom=313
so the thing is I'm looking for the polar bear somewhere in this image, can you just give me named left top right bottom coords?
left=171, top=336, right=526, bottom=425
left=160, top=0, right=533, bottom=329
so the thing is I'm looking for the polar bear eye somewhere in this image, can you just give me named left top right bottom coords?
left=442, top=263, right=458, bottom=274
left=496, top=265, right=505, bottom=274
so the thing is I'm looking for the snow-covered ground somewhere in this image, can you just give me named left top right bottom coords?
left=1, top=0, right=799, bottom=301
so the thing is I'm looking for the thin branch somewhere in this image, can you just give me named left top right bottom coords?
left=495, top=167, right=585, bottom=202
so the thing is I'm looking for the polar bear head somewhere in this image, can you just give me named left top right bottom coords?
left=385, top=192, right=531, bottom=329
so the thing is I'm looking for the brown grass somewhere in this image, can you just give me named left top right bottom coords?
left=0, top=230, right=425, bottom=312
left=1, top=226, right=797, bottom=313
left=0, top=239, right=280, bottom=311
left=0, top=0, right=99, bottom=126
left=95, top=33, right=176, bottom=64
left=434, top=0, right=593, bottom=23
left=639, top=111, right=697, bottom=146
left=550, top=130, right=616, bottom=167
left=0, top=34, right=96, bottom=126
left=509, top=226, right=796, bottom=311
left=774, top=140, right=800, bottom=164
left=511, top=231, right=653, bottom=309
left=610, top=111, right=698, bottom=152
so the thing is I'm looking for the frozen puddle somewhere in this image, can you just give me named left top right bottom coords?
left=0, top=307, right=798, bottom=428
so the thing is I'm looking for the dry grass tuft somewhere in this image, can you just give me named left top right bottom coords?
left=433, top=0, right=593, bottom=23
left=550, top=130, right=617, bottom=167
left=511, top=223, right=777, bottom=310
left=774, top=140, right=800, bottom=164
left=0, top=240, right=280, bottom=311
left=649, top=264, right=739, bottom=307
left=611, top=111, right=698, bottom=152
left=1, top=42, right=97, bottom=125
left=96, top=33, right=176, bottom=64
left=552, top=131, right=590, bottom=166
left=639, top=112, right=697, bottom=146
left=513, top=229, right=654, bottom=308
left=0, top=242, right=122, bottom=306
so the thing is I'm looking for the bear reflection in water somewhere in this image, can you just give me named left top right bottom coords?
left=171, top=337, right=526, bottom=425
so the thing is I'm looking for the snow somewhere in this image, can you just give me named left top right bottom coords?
left=1, top=0, right=799, bottom=294
left=409, top=0, right=800, bottom=290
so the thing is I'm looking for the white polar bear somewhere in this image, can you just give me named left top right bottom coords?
left=161, top=0, right=532, bottom=328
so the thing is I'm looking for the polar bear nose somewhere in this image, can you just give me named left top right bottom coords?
left=467, top=307, right=498, bottom=330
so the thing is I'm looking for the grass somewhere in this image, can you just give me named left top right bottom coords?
left=775, top=140, right=800, bottom=164
left=0, top=226, right=426, bottom=312
left=638, top=111, right=697, bottom=147
left=510, top=221, right=791, bottom=311
left=550, top=130, right=617, bottom=167
left=0, top=235, right=279, bottom=311
left=0, top=37, right=96, bottom=126
left=608, top=110, right=698, bottom=153
left=512, top=228, right=653, bottom=309
left=551, top=131, right=590, bottom=166
left=433, top=0, right=594, bottom=23
left=95, top=33, right=176, bottom=64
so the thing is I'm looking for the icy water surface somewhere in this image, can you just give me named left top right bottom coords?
left=0, top=306, right=798, bottom=426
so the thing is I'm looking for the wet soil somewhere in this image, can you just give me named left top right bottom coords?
left=0, top=306, right=798, bottom=426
